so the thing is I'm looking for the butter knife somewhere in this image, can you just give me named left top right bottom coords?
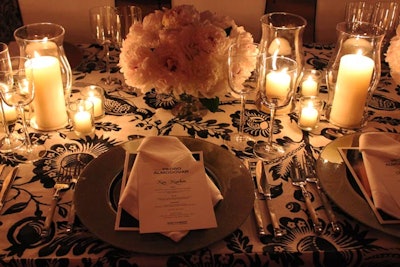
left=0, top=166, right=18, bottom=211
left=243, top=159, right=268, bottom=243
left=256, top=161, right=284, bottom=237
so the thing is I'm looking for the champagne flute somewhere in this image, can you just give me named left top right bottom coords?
left=0, top=42, right=22, bottom=152
left=1, top=57, right=45, bottom=162
left=227, top=42, right=261, bottom=150
left=89, top=6, right=120, bottom=85
left=253, top=56, right=297, bottom=161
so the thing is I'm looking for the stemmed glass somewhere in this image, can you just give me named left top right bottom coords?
left=116, top=5, right=142, bottom=47
left=0, top=43, right=22, bottom=152
left=227, top=42, right=261, bottom=150
left=253, top=56, right=298, bottom=161
left=1, top=57, right=45, bottom=162
left=89, top=6, right=120, bottom=85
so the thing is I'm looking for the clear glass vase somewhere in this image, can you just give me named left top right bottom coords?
left=14, top=22, right=71, bottom=131
left=325, top=21, right=385, bottom=130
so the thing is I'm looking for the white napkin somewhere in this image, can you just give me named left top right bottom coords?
left=359, top=132, right=400, bottom=219
left=118, top=136, right=223, bottom=242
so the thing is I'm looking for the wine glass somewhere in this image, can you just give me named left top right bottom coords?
left=226, top=42, right=261, bottom=150
left=116, top=5, right=142, bottom=47
left=1, top=57, right=45, bottom=162
left=253, top=56, right=298, bottom=161
left=89, top=6, right=120, bottom=85
left=0, top=42, right=22, bottom=152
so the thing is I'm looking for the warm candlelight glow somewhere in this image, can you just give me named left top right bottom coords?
left=298, top=96, right=322, bottom=131
left=265, top=68, right=291, bottom=100
left=301, top=76, right=318, bottom=96
left=330, top=53, right=374, bottom=128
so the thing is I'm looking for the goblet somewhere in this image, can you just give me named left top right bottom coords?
left=116, top=5, right=142, bottom=47
left=253, top=56, right=297, bottom=161
left=0, top=43, right=22, bottom=152
left=227, top=42, right=261, bottom=150
left=89, top=6, right=120, bottom=85
left=1, top=57, right=45, bottom=162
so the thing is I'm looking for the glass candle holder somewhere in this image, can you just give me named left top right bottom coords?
left=80, top=85, right=105, bottom=119
left=68, top=99, right=95, bottom=137
left=300, top=69, right=322, bottom=97
left=297, top=96, right=322, bottom=131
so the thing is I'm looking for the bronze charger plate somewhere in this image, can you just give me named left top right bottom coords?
left=317, top=132, right=400, bottom=238
left=74, top=137, right=254, bottom=254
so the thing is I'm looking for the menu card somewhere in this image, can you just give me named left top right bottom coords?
left=115, top=151, right=218, bottom=233
left=338, top=147, right=400, bottom=224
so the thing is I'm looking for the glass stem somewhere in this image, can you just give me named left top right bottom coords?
left=104, top=42, right=111, bottom=84
left=239, top=93, right=246, bottom=135
left=18, top=105, right=33, bottom=151
left=268, top=104, right=276, bottom=146
left=0, top=101, right=11, bottom=137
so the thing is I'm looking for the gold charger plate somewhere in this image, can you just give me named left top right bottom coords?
left=317, top=132, right=400, bottom=238
left=74, top=137, right=254, bottom=254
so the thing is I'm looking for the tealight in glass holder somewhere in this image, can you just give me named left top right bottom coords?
left=300, top=69, right=322, bottom=97
left=80, top=85, right=105, bottom=119
left=297, top=96, right=322, bottom=131
left=68, top=99, right=95, bottom=137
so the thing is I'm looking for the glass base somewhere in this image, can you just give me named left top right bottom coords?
left=226, top=133, right=254, bottom=151
left=253, top=141, right=286, bottom=161
left=0, top=133, right=23, bottom=153
left=16, top=144, right=46, bottom=163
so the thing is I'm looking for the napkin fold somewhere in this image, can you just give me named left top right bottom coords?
left=118, top=136, right=223, bottom=242
left=359, top=132, right=400, bottom=219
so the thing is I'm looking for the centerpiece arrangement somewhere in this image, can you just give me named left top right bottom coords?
left=386, top=25, right=400, bottom=85
left=119, top=4, right=255, bottom=118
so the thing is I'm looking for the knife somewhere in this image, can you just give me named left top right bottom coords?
left=243, top=159, right=268, bottom=243
left=0, top=166, right=18, bottom=211
left=256, top=160, right=284, bottom=237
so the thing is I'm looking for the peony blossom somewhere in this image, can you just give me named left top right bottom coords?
left=385, top=25, right=400, bottom=85
left=119, top=5, right=255, bottom=99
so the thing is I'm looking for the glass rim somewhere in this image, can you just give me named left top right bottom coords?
left=260, top=12, right=307, bottom=29
left=14, top=22, right=65, bottom=42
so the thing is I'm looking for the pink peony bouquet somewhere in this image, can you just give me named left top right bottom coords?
left=118, top=5, right=255, bottom=99
left=385, top=25, right=400, bottom=85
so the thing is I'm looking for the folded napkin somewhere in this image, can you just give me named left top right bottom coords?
left=118, top=136, right=223, bottom=242
left=359, top=132, right=400, bottom=219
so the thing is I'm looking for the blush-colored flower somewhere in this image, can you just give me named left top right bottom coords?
left=119, top=4, right=255, bottom=99
left=385, top=25, right=400, bottom=85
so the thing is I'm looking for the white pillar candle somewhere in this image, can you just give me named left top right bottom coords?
left=268, top=37, right=292, bottom=56
left=29, top=56, right=68, bottom=130
left=301, top=76, right=318, bottom=96
left=265, top=70, right=291, bottom=99
left=73, top=109, right=93, bottom=134
left=330, top=54, right=374, bottom=128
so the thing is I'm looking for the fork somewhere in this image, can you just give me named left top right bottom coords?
left=42, top=168, right=72, bottom=237
left=303, top=154, right=341, bottom=233
left=290, top=156, right=323, bottom=234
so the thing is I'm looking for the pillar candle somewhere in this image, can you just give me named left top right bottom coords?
left=330, top=54, right=374, bottom=128
left=29, top=56, right=68, bottom=130
left=265, top=70, right=291, bottom=100
left=268, top=37, right=292, bottom=56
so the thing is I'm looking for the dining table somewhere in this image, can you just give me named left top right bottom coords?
left=0, top=41, right=399, bottom=267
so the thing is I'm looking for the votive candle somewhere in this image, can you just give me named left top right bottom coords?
left=81, top=85, right=105, bottom=119
left=298, top=96, right=322, bottom=131
left=69, top=99, right=95, bottom=136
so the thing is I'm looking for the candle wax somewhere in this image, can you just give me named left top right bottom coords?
left=265, top=70, right=291, bottom=102
left=299, top=104, right=319, bottom=128
left=301, top=76, right=318, bottom=96
left=330, top=54, right=374, bottom=128
left=268, top=37, right=292, bottom=56
left=87, top=95, right=104, bottom=118
left=73, top=110, right=93, bottom=134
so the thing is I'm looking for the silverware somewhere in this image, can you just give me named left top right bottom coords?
left=42, top=170, right=72, bottom=237
left=303, top=154, right=341, bottom=233
left=243, top=159, right=268, bottom=242
left=0, top=166, right=19, bottom=212
left=256, top=160, right=284, bottom=237
left=290, top=157, right=323, bottom=234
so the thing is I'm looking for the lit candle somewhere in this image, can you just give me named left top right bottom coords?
left=299, top=103, right=319, bottom=129
left=73, top=108, right=94, bottom=134
left=1, top=100, right=18, bottom=122
left=81, top=86, right=105, bottom=119
left=268, top=37, right=292, bottom=56
left=301, top=76, right=318, bottom=96
left=265, top=70, right=291, bottom=99
left=87, top=94, right=103, bottom=118
left=330, top=53, right=374, bottom=128
left=26, top=41, right=58, bottom=57
left=29, top=56, right=68, bottom=130
left=342, top=38, right=373, bottom=55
